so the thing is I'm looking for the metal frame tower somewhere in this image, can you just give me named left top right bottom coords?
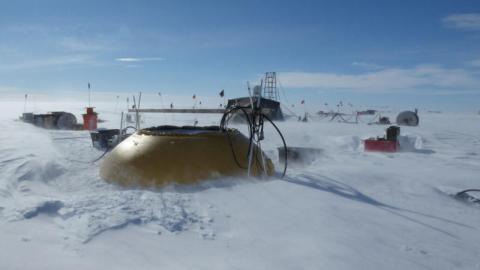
left=262, top=72, right=279, bottom=101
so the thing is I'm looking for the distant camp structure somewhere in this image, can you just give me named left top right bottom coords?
left=396, top=111, right=419, bottom=126
left=220, top=72, right=284, bottom=121
left=21, top=111, right=80, bottom=130
left=357, top=109, right=376, bottom=115
left=20, top=107, right=99, bottom=131
left=227, top=95, right=283, bottom=121
left=129, top=71, right=285, bottom=121
left=227, top=85, right=284, bottom=123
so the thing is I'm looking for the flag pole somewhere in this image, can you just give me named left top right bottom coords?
left=23, top=94, right=28, bottom=113
left=88, top=82, right=91, bottom=107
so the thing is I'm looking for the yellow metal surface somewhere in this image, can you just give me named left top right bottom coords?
left=100, top=128, right=274, bottom=187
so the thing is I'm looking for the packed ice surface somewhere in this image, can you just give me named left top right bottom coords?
left=0, top=98, right=479, bottom=270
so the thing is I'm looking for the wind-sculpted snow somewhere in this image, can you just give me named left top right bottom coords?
left=1, top=102, right=480, bottom=270
left=4, top=190, right=213, bottom=243
left=0, top=118, right=214, bottom=243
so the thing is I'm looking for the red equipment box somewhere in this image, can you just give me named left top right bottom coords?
left=364, top=139, right=399, bottom=152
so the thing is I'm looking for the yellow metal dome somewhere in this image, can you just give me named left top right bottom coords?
left=100, top=126, right=274, bottom=187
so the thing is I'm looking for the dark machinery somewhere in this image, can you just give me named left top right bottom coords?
left=396, top=111, right=419, bottom=126
left=386, top=126, right=400, bottom=141
left=90, top=129, right=121, bottom=150
left=454, top=189, right=480, bottom=205
left=278, top=147, right=322, bottom=166
left=226, top=96, right=284, bottom=121
left=90, top=127, right=136, bottom=150
left=226, top=73, right=285, bottom=122
left=22, top=112, right=79, bottom=130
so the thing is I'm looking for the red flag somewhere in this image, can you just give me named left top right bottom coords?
left=301, top=100, right=305, bottom=105
left=193, top=94, right=196, bottom=99
left=219, top=89, right=224, bottom=98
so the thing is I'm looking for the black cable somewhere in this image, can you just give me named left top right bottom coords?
left=66, top=147, right=110, bottom=164
left=52, top=136, right=88, bottom=140
left=220, top=105, right=288, bottom=178
left=262, top=114, right=288, bottom=178
left=456, top=189, right=480, bottom=196
left=221, top=105, right=264, bottom=173
left=225, top=129, right=248, bottom=169
left=220, top=105, right=254, bottom=165
left=220, top=105, right=251, bottom=129
left=90, top=147, right=110, bottom=163
left=66, top=126, right=136, bottom=165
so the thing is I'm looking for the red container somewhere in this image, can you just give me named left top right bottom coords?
left=83, top=107, right=97, bottom=130
left=364, top=139, right=399, bottom=152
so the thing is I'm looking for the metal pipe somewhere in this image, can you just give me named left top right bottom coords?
left=247, top=83, right=255, bottom=177
left=136, top=92, right=142, bottom=130
left=119, top=111, right=124, bottom=144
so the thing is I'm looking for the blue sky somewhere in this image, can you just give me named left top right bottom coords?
left=1, top=0, right=479, bottom=111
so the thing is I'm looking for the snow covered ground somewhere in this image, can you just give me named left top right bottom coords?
left=0, top=99, right=479, bottom=270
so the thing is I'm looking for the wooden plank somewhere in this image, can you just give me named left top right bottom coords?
left=128, top=108, right=226, bottom=114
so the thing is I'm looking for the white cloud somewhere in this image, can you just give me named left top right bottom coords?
left=59, top=37, right=110, bottom=52
left=0, top=55, right=94, bottom=71
left=351, top=62, right=384, bottom=70
left=469, top=59, right=480, bottom=67
left=115, top=57, right=164, bottom=62
left=278, top=65, right=480, bottom=92
left=442, top=13, right=480, bottom=31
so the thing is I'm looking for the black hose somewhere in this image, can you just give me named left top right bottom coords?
left=456, top=189, right=480, bottom=196
left=220, top=105, right=288, bottom=178
left=53, top=136, right=88, bottom=140
left=90, top=147, right=110, bottom=163
left=225, top=129, right=248, bottom=169
left=66, top=147, right=110, bottom=164
left=220, top=106, right=252, bottom=130
left=66, top=126, right=136, bottom=165
left=262, top=114, right=288, bottom=178
left=220, top=106, right=254, bottom=167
